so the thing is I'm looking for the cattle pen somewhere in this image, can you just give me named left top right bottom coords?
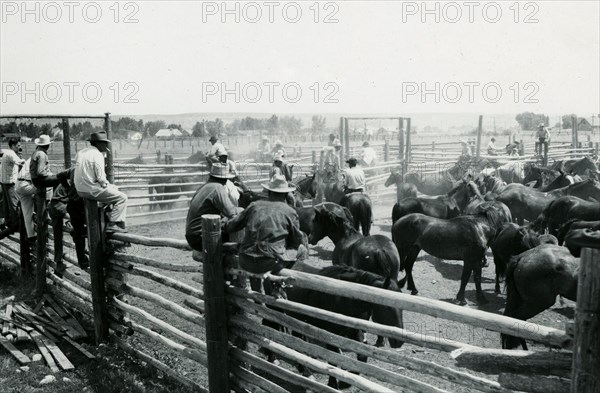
left=0, top=113, right=598, bottom=393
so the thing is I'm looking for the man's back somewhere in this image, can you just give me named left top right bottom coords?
left=74, top=147, right=105, bottom=193
left=343, top=167, right=366, bottom=190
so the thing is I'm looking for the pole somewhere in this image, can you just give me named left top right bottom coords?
left=399, top=118, right=405, bottom=173
left=570, top=247, right=600, bottom=393
left=34, top=189, right=48, bottom=297
left=62, top=118, right=71, bottom=169
left=344, top=118, right=350, bottom=161
left=475, top=115, right=483, bottom=158
left=84, top=199, right=109, bottom=344
left=405, top=118, right=412, bottom=164
left=201, top=215, right=230, bottom=393
left=572, top=115, right=578, bottom=149
left=104, top=113, right=114, bottom=184
left=339, top=117, right=345, bottom=166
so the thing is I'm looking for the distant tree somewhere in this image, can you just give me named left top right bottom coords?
left=515, top=112, right=547, bottom=131
left=266, top=115, right=279, bottom=131
left=145, top=120, right=166, bottom=137
left=192, top=121, right=206, bottom=137
left=311, top=115, right=327, bottom=134
left=279, top=116, right=303, bottom=134
left=205, top=118, right=225, bottom=137
left=71, top=121, right=102, bottom=140
left=167, top=123, right=182, bottom=130
left=561, top=114, right=580, bottom=129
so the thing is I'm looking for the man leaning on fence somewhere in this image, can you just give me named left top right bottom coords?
left=0, top=138, right=25, bottom=239
left=185, top=163, right=242, bottom=252
left=225, top=175, right=308, bottom=275
left=74, top=132, right=128, bottom=233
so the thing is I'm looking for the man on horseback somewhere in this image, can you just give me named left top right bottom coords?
left=225, top=174, right=308, bottom=274
left=185, top=163, right=242, bottom=251
left=342, top=157, right=366, bottom=195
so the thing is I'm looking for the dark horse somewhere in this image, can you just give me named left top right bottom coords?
left=384, top=169, right=418, bottom=200
left=550, top=156, right=598, bottom=177
left=392, top=207, right=507, bottom=304
left=502, top=244, right=578, bottom=349
left=539, top=196, right=600, bottom=236
left=309, top=202, right=400, bottom=347
left=404, top=171, right=454, bottom=195
left=308, top=170, right=373, bottom=235
left=391, top=179, right=480, bottom=223
left=236, top=173, right=313, bottom=209
left=556, top=219, right=600, bottom=246
left=284, top=265, right=405, bottom=389
left=496, top=179, right=600, bottom=223
left=491, top=223, right=557, bottom=293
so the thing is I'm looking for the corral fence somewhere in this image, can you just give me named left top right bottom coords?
left=2, top=210, right=596, bottom=392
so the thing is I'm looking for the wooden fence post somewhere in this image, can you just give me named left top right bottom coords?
left=19, top=208, right=30, bottom=277
left=571, top=247, right=600, bottom=393
left=34, top=190, right=48, bottom=297
left=201, top=214, right=230, bottom=393
left=384, top=140, right=390, bottom=162
left=339, top=117, right=345, bottom=165
left=84, top=199, right=109, bottom=344
left=312, top=150, right=316, bottom=163
left=62, top=118, right=71, bottom=169
left=344, top=118, right=350, bottom=160
left=104, top=113, right=114, bottom=184
left=405, top=118, right=412, bottom=164
left=398, top=118, right=405, bottom=161
left=572, top=115, right=578, bottom=148
left=475, top=115, right=483, bottom=158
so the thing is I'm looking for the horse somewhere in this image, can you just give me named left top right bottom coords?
left=309, top=202, right=400, bottom=347
left=384, top=169, right=418, bottom=200
left=310, top=169, right=373, bottom=235
left=491, top=223, right=557, bottom=293
left=540, top=171, right=575, bottom=192
left=550, top=156, right=598, bottom=177
left=284, top=265, right=405, bottom=389
left=391, top=178, right=480, bottom=223
left=556, top=219, right=600, bottom=246
left=521, top=163, right=560, bottom=189
left=392, top=206, right=507, bottom=304
left=404, top=171, right=454, bottom=195
left=474, top=174, right=507, bottom=199
left=502, top=244, right=579, bottom=349
left=496, top=161, right=527, bottom=184
left=496, top=179, right=600, bottom=224
left=539, top=196, right=600, bottom=236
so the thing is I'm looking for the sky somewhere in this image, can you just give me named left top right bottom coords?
left=0, top=0, right=599, bottom=116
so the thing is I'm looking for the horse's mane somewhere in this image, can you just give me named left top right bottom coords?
left=556, top=218, right=581, bottom=244
left=319, top=265, right=384, bottom=287
left=472, top=204, right=503, bottom=232
left=294, top=175, right=315, bottom=197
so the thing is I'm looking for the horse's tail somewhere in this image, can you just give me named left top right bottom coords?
left=372, top=239, right=400, bottom=281
left=556, top=218, right=580, bottom=246
left=505, top=255, right=521, bottom=297
left=359, top=197, right=373, bottom=236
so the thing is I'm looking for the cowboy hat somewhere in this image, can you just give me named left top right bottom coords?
left=346, top=157, right=358, bottom=165
left=538, top=122, right=545, bottom=127
left=273, top=152, right=284, bottom=162
left=275, top=140, right=283, bottom=146
left=261, top=135, right=269, bottom=141
left=458, top=139, right=468, bottom=144
left=34, top=135, right=52, bottom=146
left=209, top=163, right=235, bottom=179
left=209, top=135, right=218, bottom=142
left=262, top=175, right=296, bottom=193
left=88, top=132, right=111, bottom=143
left=362, top=141, right=370, bottom=147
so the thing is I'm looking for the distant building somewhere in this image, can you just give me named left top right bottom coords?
left=155, top=128, right=183, bottom=139
left=578, top=117, right=600, bottom=131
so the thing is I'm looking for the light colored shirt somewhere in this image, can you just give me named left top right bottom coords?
left=343, top=166, right=366, bottom=190
left=1, top=149, right=24, bottom=184
left=537, top=127, right=550, bottom=140
left=17, top=159, right=31, bottom=181
left=487, top=141, right=498, bottom=151
left=74, top=146, right=108, bottom=197
left=207, top=142, right=225, bottom=159
left=361, top=147, right=377, bottom=166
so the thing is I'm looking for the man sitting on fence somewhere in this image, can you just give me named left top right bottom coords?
left=535, top=122, right=550, bottom=157
left=0, top=138, right=25, bottom=239
left=50, top=168, right=89, bottom=275
left=217, top=148, right=240, bottom=206
left=30, top=135, right=62, bottom=190
left=487, top=137, right=500, bottom=156
left=360, top=141, right=377, bottom=167
left=206, top=135, right=225, bottom=167
left=74, top=132, right=128, bottom=233
left=256, top=136, right=271, bottom=162
left=225, top=174, right=307, bottom=275
left=185, top=163, right=242, bottom=252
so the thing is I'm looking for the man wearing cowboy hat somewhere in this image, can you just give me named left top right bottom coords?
left=74, top=131, right=128, bottom=233
left=270, top=140, right=286, bottom=158
left=487, top=137, right=499, bottom=156
left=216, top=148, right=240, bottom=206
left=0, top=138, right=25, bottom=239
left=185, top=163, right=242, bottom=251
left=270, top=152, right=292, bottom=182
left=535, top=122, right=550, bottom=156
left=360, top=140, right=377, bottom=167
left=225, top=174, right=307, bottom=275
left=342, top=157, right=366, bottom=195
left=30, top=134, right=62, bottom=189
left=256, top=135, right=271, bottom=162
left=206, top=135, right=225, bottom=166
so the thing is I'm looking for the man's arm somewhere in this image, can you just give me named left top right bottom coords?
left=91, top=150, right=108, bottom=186
left=213, top=187, right=240, bottom=219
left=286, top=213, right=308, bottom=249
left=224, top=204, right=251, bottom=233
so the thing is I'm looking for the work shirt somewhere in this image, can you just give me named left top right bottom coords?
left=257, top=142, right=271, bottom=153
left=207, top=142, right=226, bottom=160
left=73, top=146, right=108, bottom=197
left=487, top=141, right=498, bottom=154
left=270, top=163, right=293, bottom=182
left=361, top=147, right=377, bottom=166
left=225, top=200, right=305, bottom=261
left=185, top=181, right=239, bottom=248
left=537, top=127, right=550, bottom=140
left=1, top=149, right=24, bottom=184
left=343, top=167, right=366, bottom=190
left=17, top=159, right=31, bottom=181
left=30, top=148, right=52, bottom=180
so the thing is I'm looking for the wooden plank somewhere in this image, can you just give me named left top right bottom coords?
left=63, top=336, right=95, bottom=360
left=30, top=332, right=60, bottom=373
left=43, top=307, right=80, bottom=339
left=499, top=373, right=570, bottom=393
left=0, top=337, right=31, bottom=364
left=40, top=335, right=75, bottom=371
left=32, top=299, right=45, bottom=314
left=43, top=294, right=68, bottom=318
left=16, top=329, right=29, bottom=342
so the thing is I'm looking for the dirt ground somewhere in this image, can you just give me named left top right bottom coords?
left=131, top=197, right=574, bottom=392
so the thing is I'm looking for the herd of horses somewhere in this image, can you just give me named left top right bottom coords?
left=130, top=152, right=599, bottom=385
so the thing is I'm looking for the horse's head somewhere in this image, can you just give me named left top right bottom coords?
left=384, top=168, right=403, bottom=188
left=576, top=156, right=598, bottom=174
left=371, top=277, right=404, bottom=349
left=309, top=203, right=354, bottom=245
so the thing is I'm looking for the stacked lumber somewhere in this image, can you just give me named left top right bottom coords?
left=0, top=294, right=95, bottom=372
